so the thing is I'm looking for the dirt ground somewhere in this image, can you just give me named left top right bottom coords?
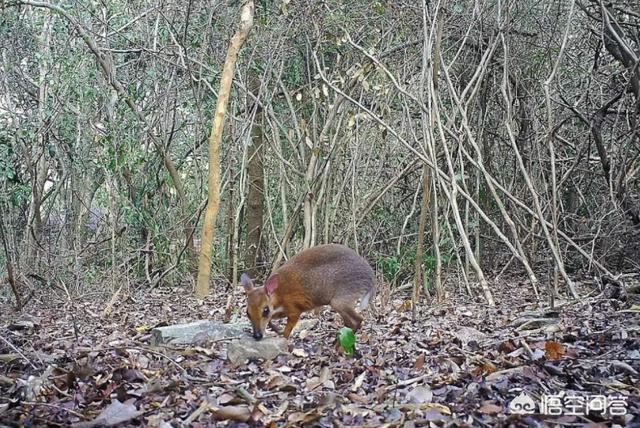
left=1, top=275, right=639, bottom=427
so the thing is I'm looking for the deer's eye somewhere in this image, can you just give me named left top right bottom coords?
left=262, top=307, right=270, bottom=317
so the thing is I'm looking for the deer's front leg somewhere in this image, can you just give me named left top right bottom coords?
left=283, top=313, right=300, bottom=338
left=269, top=320, right=281, bottom=334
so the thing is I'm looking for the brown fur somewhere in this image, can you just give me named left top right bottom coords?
left=242, top=244, right=375, bottom=340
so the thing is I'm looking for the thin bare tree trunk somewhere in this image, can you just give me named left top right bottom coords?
left=544, top=0, right=576, bottom=300
left=227, top=164, right=237, bottom=283
left=244, top=74, right=265, bottom=277
left=430, top=174, right=443, bottom=299
left=0, top=205, right=22, bottom=309
left=429, top=4, right=445, bottom=303
left=413, top=0, right=437, bottom=318
left=27, top=10, right=53, bottom=261
left=196, top=2, right=254, bottom=299
left=412, top=167, right=431, bottom=320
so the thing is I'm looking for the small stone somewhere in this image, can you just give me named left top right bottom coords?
left=8, top=318, right=39, bottom=331
left=293, top=318, right=319, bottom=334
left=486, top=366, right=525, bottom=381
left=406, top=385, right=433, bottom=404
left=453, top=326, right=486, bottom=345
left=516, top=318, right=559, bottom=331
left=227, top=337, right=288, bottom=365
left=292, top=348, right=308, bottom=358
left=385, top=408, right=402, bottom=422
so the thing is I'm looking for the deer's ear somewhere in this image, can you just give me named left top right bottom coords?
left=264, top=274, right=279, bottom=295
left=240, top=273, right=253, bottom=292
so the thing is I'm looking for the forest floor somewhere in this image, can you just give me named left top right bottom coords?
left=1, top=275, right=639, bottom=427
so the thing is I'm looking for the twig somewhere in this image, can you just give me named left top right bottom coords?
left=21, top=401, right=88, bottom=419
left=520, top=339, right=535, bottom=359
left=235, top=386, right=257, bottom=404
left=385, top=373, right=430, bottom=393
left=0, top=335, right=37, bottom=370
left=184, top=398, right=211, bottom=425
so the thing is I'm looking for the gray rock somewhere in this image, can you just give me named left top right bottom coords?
left=453, top=326, right=486, bottom=345
left=150, top=318, right=319, bottom=347
left=515, top=318, right=559, bottom=331
left=151, top=320, right=249, bottom=346
left=406, top=385, right=433, bottom=404
left=486, top=366, right=525, bottom=381
left=227, top=337, right=288, bottom=365
left=295, top=318, right=319, bottom=331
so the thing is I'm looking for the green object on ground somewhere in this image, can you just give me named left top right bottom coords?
left=339, top=327, right=356, bottom=357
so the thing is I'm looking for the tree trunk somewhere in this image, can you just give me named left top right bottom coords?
left=196, top=2, right=254, bottom=299
left=0, top=205, right=22, bottom=309
left=412, top=166, right=431, bottom=320
left=244, top=75, right=265, bottom=278
left=27, top=10, right=53, bottom=261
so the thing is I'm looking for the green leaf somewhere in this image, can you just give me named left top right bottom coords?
left=338, top=327, right=356, bottom=357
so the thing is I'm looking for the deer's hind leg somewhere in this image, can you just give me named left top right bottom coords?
left=330, top=299, right=363, bottom=331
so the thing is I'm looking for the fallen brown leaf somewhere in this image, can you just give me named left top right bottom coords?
left=211, top=405, right=252, bottom=422
left=347, top=392, right=368, bottom=403
left=471, top=361, right=497, bottom=376
left=414, top=353, right=425, bottom=370
left=478, top=403, right=503, bottom=415
left=73, top=399, right=142, bottom=428
left=545, top=341, right=566, bottom=360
